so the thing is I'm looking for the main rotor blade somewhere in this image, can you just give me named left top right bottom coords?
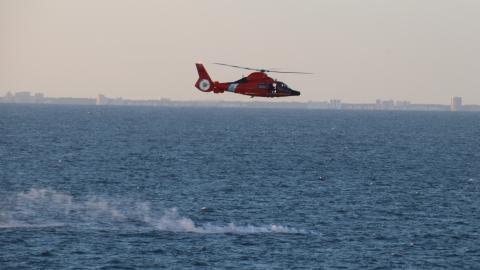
left=213, top=62, right=313, bottom=74
left=213, top=63, right=258, bottom=71
left=268, top=71, right=313, bottom=74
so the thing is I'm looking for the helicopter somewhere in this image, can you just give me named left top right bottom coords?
left=194, top=63, right=311, bottom=98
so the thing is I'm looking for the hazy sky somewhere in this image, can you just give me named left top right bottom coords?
left=1, top=0, right=480, bottom=103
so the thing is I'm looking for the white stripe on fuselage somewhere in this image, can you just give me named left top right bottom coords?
left=228, top=83, right=239, bottom=92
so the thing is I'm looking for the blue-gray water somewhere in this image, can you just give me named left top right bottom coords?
left=1, top=104, right=479, bottom=269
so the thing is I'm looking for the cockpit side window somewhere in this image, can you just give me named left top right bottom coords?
left=277, top=82, right=288, bottom=89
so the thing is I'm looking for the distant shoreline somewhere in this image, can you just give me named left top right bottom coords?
left=2, top=99, right=480, bottom=112
left=1, top=92, right=478, bottom=111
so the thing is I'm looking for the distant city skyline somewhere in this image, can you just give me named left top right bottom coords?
left=3, top=91, right=480, bottom=112
left=0, top=89, right=474, bottom=106
left=1, top=1, right=480, bottom=103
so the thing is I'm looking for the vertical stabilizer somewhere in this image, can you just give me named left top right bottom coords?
left=195, top=63, right=214, bottom=92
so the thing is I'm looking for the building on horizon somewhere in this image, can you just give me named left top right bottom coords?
left=450, top=96, right=462, bottom=111
left=375, top=99, right=395, bottom=110
left=96, top=94, right=108, bottom=105
left=3, top=91, right=14, bottom=103
left=34, top=93, right=45, bottom=103
left=0, top=91, right=46, bottom=104
left=329, top=99, right=342, bottom=109
left=14, top=91, right=33, bottom=103
left=395, top=100, right=411, bottom=110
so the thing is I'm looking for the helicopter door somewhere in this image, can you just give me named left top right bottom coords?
left=271, top=83, right=277, bottom=94
left=257, top=83, right=267, bottom=89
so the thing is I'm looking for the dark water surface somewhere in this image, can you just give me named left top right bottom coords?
left=1, top=104, right=479, bottom=269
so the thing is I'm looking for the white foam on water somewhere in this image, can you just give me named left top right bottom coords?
left=0, top=188, right=307, bottom=235
left=146, top=208, right=305, bottom=234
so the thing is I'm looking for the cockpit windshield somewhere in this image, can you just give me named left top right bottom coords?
left=277, top=82, right=289, bottom=89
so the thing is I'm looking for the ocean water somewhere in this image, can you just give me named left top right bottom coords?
left=1, top=104, right=479, bottom=269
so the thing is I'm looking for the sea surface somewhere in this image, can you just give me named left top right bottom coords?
left=1, top=104, right=479, bottom=269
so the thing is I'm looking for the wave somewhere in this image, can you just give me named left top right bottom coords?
left=0, top=222, right=64, bottom=229
left=0, top=188, right=306, bottom=234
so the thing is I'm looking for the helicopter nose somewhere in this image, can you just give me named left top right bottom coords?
left=290, top=89, right=301, bottom=96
